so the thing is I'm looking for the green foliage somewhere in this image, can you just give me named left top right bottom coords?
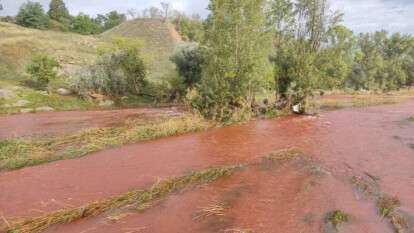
left=347, top=32, right=414, bottom=91
left=26, top=55, right=60, bottom=89
left=192, top=0, right=272, bottom=122
left=318, top=25, right=355, bottom=89
left=269, top=0, right=342, bottom=112
left=48, top=0, right=70, bottom=22
left=172, top=14, right=204, bottom=42
left=70, top=13, right=99, bottom=35
left=71, top=37, right=147, bottom=97
left=96, top=11, right=127, bottom=32
left=171, top=43, right=204, bottom=88
left=48, top=19, right=69, bottom=32
left=16, top=1, right=49, bottom=29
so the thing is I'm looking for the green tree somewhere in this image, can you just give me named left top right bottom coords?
left=16, top=1, right=49, bottom=29
left=317, top=25, right=355, bottom=89
left=26, top=55, right=60, bottom=89
left=269, top=0, right=342, bottom=110
left=70, top=13, right=99, bottom=35
left=102, top=11, right=126, bottom=31
left=192, top=0, right=272, bottom=121
left=48, top=0, right=70, bottom=22
left=171, top=43, right=204, bottom=88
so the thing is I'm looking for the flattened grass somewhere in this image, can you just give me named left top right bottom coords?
left=2, top=148, right=304, bottom=233
left=377, top=195, right=401, bottom=218
left=0, top=115, right=211, bottom=170
left=3, top=166, right=237, bottom=233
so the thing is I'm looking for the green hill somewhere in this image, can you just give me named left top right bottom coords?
left=0, top=22, right=97, bottom=83
left=0, top=19, right=182, bottom=84
left=102, top=18, right=182, bottom=81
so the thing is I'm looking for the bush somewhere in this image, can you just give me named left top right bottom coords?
left=149, top=73, right=187, bottom=103
left=71, top=38, right=147, bottom=98
left=26, top=55, right=60, bottom=89
left=170, top=43, right=203, bottom=88
left=16, top=1, right=49, bottom=29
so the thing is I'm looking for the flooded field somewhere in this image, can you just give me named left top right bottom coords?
left=0, top=107, right=182, bottom=139
left=1, top=100, right=414, bottom=233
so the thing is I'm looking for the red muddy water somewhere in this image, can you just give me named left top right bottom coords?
left=0, top=107, right=182, bottom=139
left=1, top=101, right=414, bottom=233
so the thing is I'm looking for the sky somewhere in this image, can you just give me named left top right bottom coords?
left=1, top=0, right=414, bottom=35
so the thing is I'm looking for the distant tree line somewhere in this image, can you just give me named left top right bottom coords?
left=11, top=0, right=126, bottom=34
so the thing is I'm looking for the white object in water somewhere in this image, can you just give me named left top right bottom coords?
left=292, top=104, right=301, bottom=113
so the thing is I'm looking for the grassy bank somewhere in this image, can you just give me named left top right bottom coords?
left=0, top=115, right=210, bottom=171
left=318, top=90, right=414, bottom=110
left=2, top=149, right=303, bottom=233
left=0, top=85, right=97, bottom=115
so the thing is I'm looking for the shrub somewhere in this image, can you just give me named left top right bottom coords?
left=71, top=38, right=147, bottom=98
left=16, top=1, right=49, bottom=29
left=170, top=43, right=203, bottom=88
left=150, top=73, right=187, bottom=102
left=26, top=55, right=60, bottom=89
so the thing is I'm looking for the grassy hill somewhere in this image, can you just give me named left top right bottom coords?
left=0, top=22, right=97, bottom=83
left=0, top=19, right=182, bottom=84
left=102, top=18, right=182, bottom=81
left=0, top=20, right=182, bottom=114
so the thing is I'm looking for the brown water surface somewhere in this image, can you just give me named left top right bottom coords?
left=1, top=101, right=414, bottom=233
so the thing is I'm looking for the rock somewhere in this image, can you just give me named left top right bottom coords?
left=35, top=106, right=55, bottom=112
left=13, top=100, right=30, bottom=107
left=1, top=104, right=12, bottom=108
left=0, top=89, right=16, bottom=99
left=56, top=88, right=72, bottom=96
left=20, top=108, right=34, bottom=113
left=99, top=100, right=115, bottom=107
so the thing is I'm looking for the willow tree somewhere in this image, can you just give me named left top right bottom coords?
left=192, top=0, right=272, bottom=121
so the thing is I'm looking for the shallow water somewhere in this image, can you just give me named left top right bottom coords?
left=1, top=101, right=414, bottom=232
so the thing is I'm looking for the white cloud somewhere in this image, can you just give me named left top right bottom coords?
left=330, top=0, right=414, bottom=34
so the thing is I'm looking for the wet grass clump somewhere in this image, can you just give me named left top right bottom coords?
left=377, top=195, right=401, bottom=218
left=3, top=166, right=237, bottom=233
left=0, top=115, right=211, bottom=171
left=260, top=148, right=303, bottom=169
left=326, top=210, right=351, bottom=229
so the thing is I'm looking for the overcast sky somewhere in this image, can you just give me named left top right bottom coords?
left=1, top=0, right=413, bottom=34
